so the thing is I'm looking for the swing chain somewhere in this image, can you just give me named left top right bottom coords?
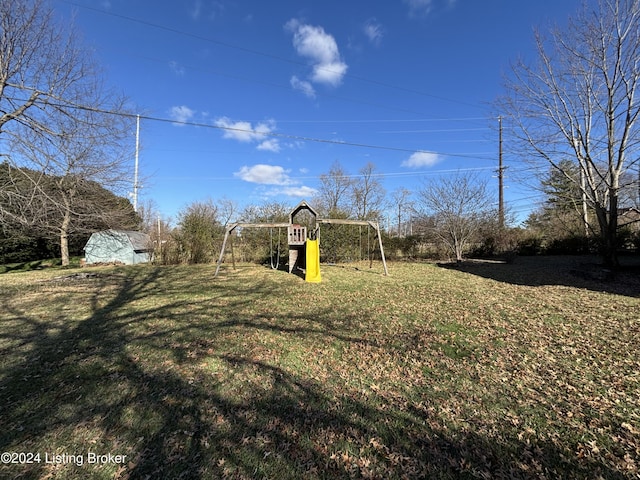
left=270, top=228, right=281, bottom=270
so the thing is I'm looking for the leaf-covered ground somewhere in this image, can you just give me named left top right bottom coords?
left=0, top=257, right=638, bottom=479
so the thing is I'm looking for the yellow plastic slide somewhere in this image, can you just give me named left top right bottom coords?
left=305, top=239, right=322, bottom=283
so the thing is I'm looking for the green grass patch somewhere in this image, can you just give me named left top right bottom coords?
left=0, top=257, right=639, bottom=479
left=0, top=256, right=83, bottom=274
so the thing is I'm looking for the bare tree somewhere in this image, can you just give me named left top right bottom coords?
left=390, top=187, right=413, bottom=237
left=9, top=89, right=136, bottom=265
left=217, top=197, right=238, bottom=227
left=0, top=0, right=137, bottom=265
left=0, top=0, right=98, bottom=151
left=499, top=0, right=640, bottom=267
left=315, top=161, right=353, bottom=217
left=417, top=172, right=495, bottom=262
left=351, top=162, right=386, bottom=221
left=137, top=198, right=163, bottom=234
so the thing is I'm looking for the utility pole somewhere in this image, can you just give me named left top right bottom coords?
left=498, top=116, right=505, bottom=228
left=133, top=114, right=140, bottom=212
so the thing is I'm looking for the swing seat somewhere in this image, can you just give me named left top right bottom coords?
left=270, top=228, right=282, bottom=270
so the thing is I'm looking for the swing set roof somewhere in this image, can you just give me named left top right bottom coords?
left=289, top=200, right=318, bottom=224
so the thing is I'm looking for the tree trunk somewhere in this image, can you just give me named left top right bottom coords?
left=60, top=198, right=71, bottom=267
left=60, top=225, right=69, bottom=267
left=593, top=200, right=618, bottom=269
left=60, top=230, right=70, bottom=266
left=603, top=191, right=619, bottom=269
left=454, top=236, right=463, bottom=263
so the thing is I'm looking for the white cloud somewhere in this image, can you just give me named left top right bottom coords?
left=312, top=61, right=348, bottom=86
left=270, top=185, right=318, bottom=198
left=235, top=164, right=316, bottom=198
left=404, top=0, right=456, bottom=17
left=257, top=139, right=281, bottom=153
left=404, top=0, right=434, bottom=17
left=169, top=105, right=195, bottom=126
left=234, top=164, right=292, bottom=185
left=209, top=1, right=225, bottom=20
left=214, top=117, right=281, bottom=151
left=190, top=0, right=202, bottom=20
left=363, top=19, right=383, bottom=45
left=169, top=61, right=185, bottom=76
left=401, top=151, right=441, bottom=168
left=215, top=118, right=262, bottom=142
left=290, top=76, right=316, bottom=98
left=190, top=0, right=224, bottom=20
left=286, top=19, right=348, bottom=88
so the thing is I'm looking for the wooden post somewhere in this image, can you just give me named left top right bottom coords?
left=215, top=223, right=237, bottom=277
left=288, top=247, right=298, bottom=273
left=373, top=222, right=389, bottom=276
left=215, top=222, right=291, bottom=278
left=316, top=218, right=389, bottom=275
left=230, top=231, right=236, bottom=269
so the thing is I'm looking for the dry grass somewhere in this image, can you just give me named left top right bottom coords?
left=0, top=256, right=638, bottom=479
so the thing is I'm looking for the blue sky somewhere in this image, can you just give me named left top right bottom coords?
left=54, top=0, right=581, bottom=224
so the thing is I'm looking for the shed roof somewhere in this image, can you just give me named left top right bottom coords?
left=117, top=230, right=150, bottom=251
left=88, top=230, right=150, bottom=251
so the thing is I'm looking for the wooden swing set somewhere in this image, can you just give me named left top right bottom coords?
left=214, top=201, right=388, bottom=279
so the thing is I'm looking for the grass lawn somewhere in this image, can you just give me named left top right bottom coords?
left=0, top=257, right=638, bottom=479
left=0, top=257, right=82, bottom=274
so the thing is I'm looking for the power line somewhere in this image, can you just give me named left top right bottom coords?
left=147, top=112, right=495, bottom=159
left=156, top=166, right=497, bottom=182
left=378, top=127, right=492, bottom=134
left=275, top=116, right=493, bottom=124
left=6, top=93, right=497, bottom=160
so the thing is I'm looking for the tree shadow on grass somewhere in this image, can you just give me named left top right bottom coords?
left=438, top=255, right=640, bottom=297
left=0, top=266, right=633, bottom=479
